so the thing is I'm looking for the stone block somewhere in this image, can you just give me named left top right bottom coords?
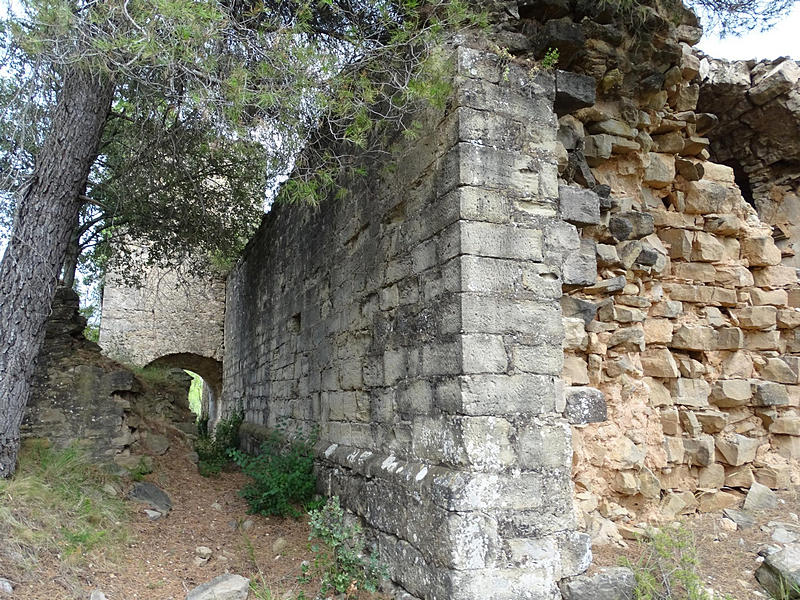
left=753, top=266, right=798, bottom=289
left=559, top=185, right=601, bottom=226
left=663, top=436, right=685, bottom=463
left=771, top=417, right=800, bottom=436
left=695, top=410, right=728, bottom=433
left=457, top=221, right=544, bottom=261
left=748, top=59, right=800, bottom=105
left=753, top=288, right=788, bottom=306
left=563, top=355, right=590, bottom=385
left=774, top=435, right=800, bottom=459
left=555, top=70, right=596, bottom=114
left=564, top=318, right=588, bottom=351
left=683, top=434, right=715, bottom=466
left=563, top=239, right=598, bottom=287
left=683, top=180, right=735, bottom=214
left=651, top=300, right=684, bottom=318
left=741, top=236, right=782, bottom=267
left=671, top=261, right=716, bottom=282
left=643, top=318, right=674, bottom=345
left=607, top=326, right=646, bottom=352
left=668, top=378, right=710, bottom=407
left=745, top=330, right=780, bottom=351
left=640, top=348, right=680, bottom=378
left=582, top=275, right=627, bottom=295
left=714, top=327, right=745, bottom=351
left=564, top=386, right=607, bottom=425
left=760, top=358, right=798, bottom=384
left=731, top=306, right=777, bottom=330
left=778, top=309, right=800, bottom=329
left=643, top=153, right=676, bottom=188
left=753, top=381, right=789, bottom=406
left=697, top=491, right=740, bottom=513
left=609, top=211, right=655, bottom=242
left=584, top=134, right=612, bottom=165
left=698, top=463, right=725, bottom=489
left=716, top=434, right=763, bottom=466
left=725, top=465, right=755, bottom=488
left=671, top=324, right=714, bottom=351
left=691, top=231, right=725, bottom=262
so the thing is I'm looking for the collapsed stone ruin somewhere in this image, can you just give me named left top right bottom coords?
left=86, top=3, right=800, bottom=598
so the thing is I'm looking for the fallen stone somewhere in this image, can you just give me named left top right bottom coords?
left=128, top=482, right=173, bottom=515
left=0, top=579, right=12, bottom=595
left=559, top=567, right=636, bottom=600
left=756, top=543, right=800, bottom=600
left=185, top=574, right=250, bottom=600
left=773, top=528, right=799, bottom=544
left=144, top=509, right=162, bottom=521
left=723, top=508, right=756, bottom=530
left=196, top=546, right=213, bottom=560
left=744, top=481, right=779, bottom=512
left=90, top=591, right=107, bottom=600
left=143, top=432, right=170, bottom=456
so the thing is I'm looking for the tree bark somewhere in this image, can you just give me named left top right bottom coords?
left=0, top=68, right=114, bottom=477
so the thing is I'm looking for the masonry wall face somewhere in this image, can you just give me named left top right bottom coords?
left=223, top=48, right=589, bottom=599
left=99, top=265, right=226, bottom=376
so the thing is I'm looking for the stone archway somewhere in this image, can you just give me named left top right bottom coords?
left=145, top=353, right=223, bottom=421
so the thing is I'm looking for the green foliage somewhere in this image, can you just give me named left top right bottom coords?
left=0, top=0, right=488, bottom=287
left=194, top=411, right=243, bottom=477
left=624, top=525, right=733, bottom=600
left=0, top=441, right=131, bottom=581
left=128, top=456, right=153, bottom=482
left=185, top=370, right=204, bottom=417
left=541, top=47, right=560, bottom=70
left=230, top=424, right=317, bottom=517
left=300, top=496, right=386, bottom=598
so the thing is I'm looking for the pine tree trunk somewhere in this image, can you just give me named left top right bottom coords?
left=61, top=228, right=81, bottom=290
left=0, top=69, right=114, bottom=477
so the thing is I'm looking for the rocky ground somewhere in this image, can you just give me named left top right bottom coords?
left=1, top=430, right=384, bottom=600
left=592, top=484, right=800, bottom=599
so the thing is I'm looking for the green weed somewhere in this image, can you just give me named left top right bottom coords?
left=541, top=47, right=560, bottom=69
left=300, top=496, right=386, bottom=598
left=230, top=423, right=316, bottom=517
left=624, top=525, right=734, bottom=600
left=194, top=411, right=243, bottom=476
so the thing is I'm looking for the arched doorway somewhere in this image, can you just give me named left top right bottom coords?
left=144, top=353, right=223, bottom=423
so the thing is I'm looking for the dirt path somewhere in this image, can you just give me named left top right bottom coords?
left=16, top=437, right=317, bottom=600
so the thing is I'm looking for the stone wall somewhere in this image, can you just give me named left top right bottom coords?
left=523, top=8, right=800, bottom=542
left=223, top=46, right=592, bottom=599
left=698, top=57, right=800, bottom=267
left=99, top=264, right=226, bottom=397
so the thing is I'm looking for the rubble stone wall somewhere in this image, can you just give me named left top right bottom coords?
left=698, top=57, right=800, bottom=268
left=523, top=7, right=800, bottom=543
left=223, top=47, right=591, bottom=599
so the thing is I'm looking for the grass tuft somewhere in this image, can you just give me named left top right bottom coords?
left=0, top=440, right=132, bottom=590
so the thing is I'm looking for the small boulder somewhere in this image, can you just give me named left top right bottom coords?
left=756, top=544, right=800, bottom=599
left=744, top=481, right=779, bottom=512
left=0, top=578, right=12, bottom=595
left=128, top=482, right=172, bottom=515
left=185, top=574, right=250, bottom=600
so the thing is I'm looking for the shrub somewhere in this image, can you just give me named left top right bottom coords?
left=230, top=425, right=316, bottom=517
left=624, top=525, right=734, bottom=600
left=300, top=496, right=386, bottom=598
left=195, top=411, right=243, bottom=476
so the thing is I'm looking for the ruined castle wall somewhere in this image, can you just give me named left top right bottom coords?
left=698, top=57, right=800, bottom=267
left=223, top=47, right=592, bottom=599
left=538, top=15, right=800, bottom=540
